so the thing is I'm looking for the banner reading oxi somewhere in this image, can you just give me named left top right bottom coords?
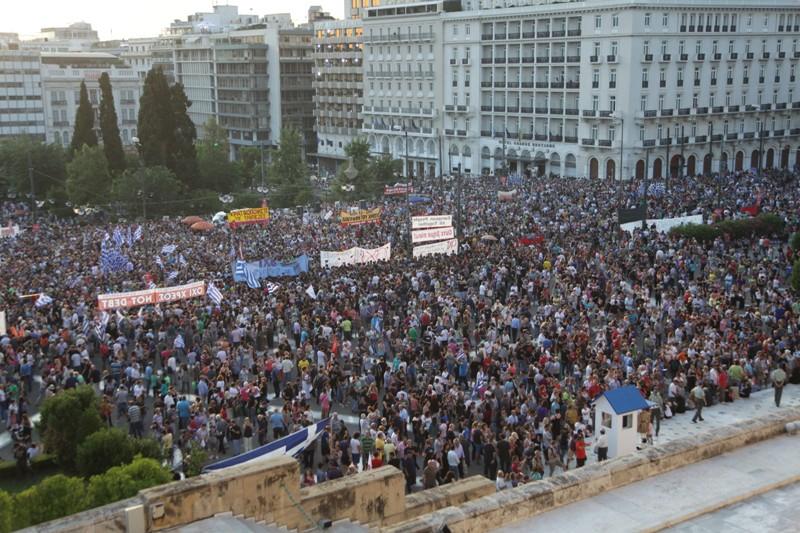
left=339, top=207, right=382, bottom=226
left=411, top=215, right=452, bottom=230
left=97, top=281, right=206, bottom=310
left=227, top=207, right=270, bottom=228
left=413, top=238, right=459, bottom=258
left=320, top=243, right=391, bottom=268
left=231, top=255, right=309, bottom=281
left=411, top=226, right=455, bottom=244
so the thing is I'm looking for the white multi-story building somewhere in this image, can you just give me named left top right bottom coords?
left=0, top=48, right=45, bottom=140
left=361, top=0, right=800, bottom=178
left=22, top=22, right=99, bottom=53
left=121, top=37, right=160, bottom=81
left=312, top=18, right=364, bottom=176
left=40, top=52, right=141, bottom=147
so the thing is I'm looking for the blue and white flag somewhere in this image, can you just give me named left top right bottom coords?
left=161, top=244, right=177, bottom=255
left=133, top=225, right=143, bottom=242
left=167, top=270, right=179, bottom=282
left=234, top=260, right=260, bottom=289
left=264, top=281, right=281, bottom=295
left=178, top=254, right=187, bottom=268
left=203, top=418, right=330, bottom=473
left=154, top=255, right=164, bottom=269
left=35, top=293, right=53, bottom=308
left=113, top=228, right=125, bottom=248
left=207, top=282, right=223, bottom=305
left=125, top=226, right=133, bottom=247
left=100, top=247, right=129, bottom=273
left=148, top=281, right=157, bottom=290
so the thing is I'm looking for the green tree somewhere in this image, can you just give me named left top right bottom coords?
left=70, top=81, right=97, bottom=155
left=75, top=428, right=135, bottom=478
left=13, top=475, right=88, bottom=528
left=98, top=72, right=126, bottom=174
left=0, top=137, right=66, bottom=199
left=331, top=139, right=402, bottom=201
left=111, top=166, right=184, bottom=218
left=183, top=441, right=209, bottom=477
left=66, top=145, right=110, bottom=206
left=38, top=386, right=102, bottom=469
left=197, top=118, right=239, bottom=192
left=268, top=128, right=311, bottom=208
left=365, top=155, right=403, bottom=196
left=791, top=232, right=800, bottom=252
left=137, top=67, right=174, bottom=169
left=170, top=82, right=198, bottom=186
left=87, top=457, right=172, bottom=508
left=792, top=259, right=800, bottom=294
left=238, top=145, right=265, bottom=189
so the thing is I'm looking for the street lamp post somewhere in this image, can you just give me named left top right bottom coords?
left=611, top=113, right=625, bottom=212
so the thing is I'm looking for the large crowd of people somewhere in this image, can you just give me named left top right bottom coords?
left=0, top=168, right=798, bottom=492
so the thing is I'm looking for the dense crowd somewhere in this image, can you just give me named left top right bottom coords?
left=0, top=168, right=798, bottom=492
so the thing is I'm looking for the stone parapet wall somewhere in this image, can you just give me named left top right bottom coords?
left=384, top=406, right=800, bottom=533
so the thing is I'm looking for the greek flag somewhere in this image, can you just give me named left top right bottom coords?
left=178, top=254, right=187, bottom=268
left=264, top=281, right=281, bottom=294
left=154, top=255, right=164, bottom=269
left=82, top=319, right=91, bottom=336
left=113, top=228, right=124, bottom=248
left=203, top=418, right=330, bottom=473
left=161, top=244, right=177, bottom=255
left=638, top=182, right=666, bottom=197
left=125, top=226, right=133, bottom=247
left=100, top=246, right=129, bottom=273
left=234, top=261, right=260, bottom=289
left=148, top=281, right=157, bottom=290
left=35, top=293, right=53, bottom=308
left=207, top=282, right=223, bottom=305
left=167, top=270, right=179, bottom=282
left=133, top=225, right=143, bottom=242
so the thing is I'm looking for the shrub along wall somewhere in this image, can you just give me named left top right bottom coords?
left=670, top=213, right=785, bottom=243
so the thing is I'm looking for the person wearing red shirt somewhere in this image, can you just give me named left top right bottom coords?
left=574, top=433, right=588, bottom=467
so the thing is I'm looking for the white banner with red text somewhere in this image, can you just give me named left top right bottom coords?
left=97, top=281, right=206, bottom=310
left=413, top=238, right=459, bottom=258
left=319, top=243, right=391, bottom=268
left=411, top=226, right=455, bottom=244
left=411, top=215, right=452, bottom=230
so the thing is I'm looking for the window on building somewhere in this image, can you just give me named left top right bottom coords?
left=610, top=95, right=616, bottom=112
left=591, top=124, right=598, bottom=139
left=679, top=40, right=685, bottom=55
left=728, top=40, right=734, bottom=54
left=662, top=13, right=669, bottom=27
left=639, top=126, right=645, bottom=141
left=611, top=41, right=618, bottom=55
left=659, top=94, right=665, bottom=110
left=657, top=123, right=663, bottom=139
left=595, top=15, right=602, bottom=29
left=592, top=95, right=599, bottom=110
left=612, top=14, right=619, bottom=28
left=642, top=69, right=649, bottom=83
left=609, top=125, right=616, bottom=142
left=693, top=93, right=698, bottom=107
left=640, top=95, right=647, bottom=111
left=695, top=40, right=702, bottom=55
left=593, top=69, right=600, bottom=84
left=676, top=95, right=681, bottom=109
left=644, top=13, right=651, bottom=27
left=661, top=41, right=667, bottom=55
left=610, top=69, right=617, bottom=85
left=643, top=40, right=650, bottom=55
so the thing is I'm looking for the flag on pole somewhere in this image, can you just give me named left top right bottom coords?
left=113, top=228, right=125, bottom=248
left=178, top=254, right=187, bottom=267
left=207, top=282, right=223, bottom=305
left=161, top=244, right=177, bottom=255
left=133, top=225, right=143, bottom=242
left=35, top=294, right=53, bottom=308
left=245, top=265, right=260, bottom=289
left=305, top=285, right=317, bottom=300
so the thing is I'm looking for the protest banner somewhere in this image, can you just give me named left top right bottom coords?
left=619, top=214, right=703, bottom=233
left=320, top=243, right=391, bottom=268
left=339, top=207, right=382, bottom=226
left=497, top=189, right=517, bottom=201
left=97, top=281, right=206, bottom=310
left=0, top=311, right=5, bottom=336
left=231, top=255, right=310, bottom=281
left=227, top=207, right=270, bottom=228
left=413, top=238, right=458, bottom=258
left=411, top=226, right=456, bottom=244
left=411, top=215, right=452, bottom=230
left=383, top=183, right=414, bottom=196
left=0, top=225, right=20, bottom=239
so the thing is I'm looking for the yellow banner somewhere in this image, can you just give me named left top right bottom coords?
left=227, top=207, right=270, bottom=227
left=339, top=207, right=382, bottom=226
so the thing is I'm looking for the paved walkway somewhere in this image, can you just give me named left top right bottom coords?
left=666, top=481, right=800, bottom=533
left=495, top=431, right=800, bottom=532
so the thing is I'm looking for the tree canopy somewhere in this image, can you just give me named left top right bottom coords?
left=66, top=145, right=110, bottom=206
left=38, top=385, right=102, bottom=469
left=197, top=118, right=239, bottom=192
left=330, top=138, right=402, bottom=201
left=111, top=166, right=185, bottom=218
left=169, top=82, right=198, bottom=186
left=267, top=128, right=312, bottom=208
left=136, top=68, right=174, bottom=169
left=69, top=81, right=98, bottom=155
left=98, top=72, right=126, bottom=174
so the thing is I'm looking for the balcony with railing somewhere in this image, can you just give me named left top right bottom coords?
left=607, top=54, right=617, bottom=63
left=678, top=108, right=690, bottom=115
left=712, top=106, right=724, bottom=113
left=565, top=108, right=578, bottom=115
left=660, top=108, right=673, bottom=116
left=773, top=129, right=784, bottom=137
left=695, top=107, right=708, bottom=114
left=598, top=139, right=612, bottom=147
left=694, top=135, right=707, bottom=142
left=564, top=135, right=578, bottom=143
left=642, top=139, right=656, bottom=147
left=567, top=55, right=580, bottom=63
left=775, top=102, right=787, bottom=110
left=566, top=80, right=579, bottom=89
left=581, top=138, right=595, bottom=146
left=659, top=138, right=671, bottom=146
left=535, top=107, right=548, bottom=114
left=583, top=109, right=597, bottom=117
left=727, top=133, right=738, bottom=140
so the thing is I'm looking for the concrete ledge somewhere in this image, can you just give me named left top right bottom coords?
left=389, top=476, right=496, bottom=525
left=384, top=406, right=800, bottom=533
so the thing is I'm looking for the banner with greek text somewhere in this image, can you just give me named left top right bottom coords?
left=384, top=183, right=414, bottom=196
left=497, top=189, right=517, bottom=201
left=339, top=207, right=382, bottom=226
left=231, top=255, right=309, bottom=281
left=411, top=215, right=452, bottom=230
left=227, top=207, right=270, bottom=228
left=411, top=226, right=455, bottom=244
left=97, top=281, right=206, bottom=310
left=320, top=243, right=391, bottom=268
left=620, top=214, right=703, bottom=234
left=0, top=225, right=20, bottom=239
left=413, top=238, right=458, bottom=258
